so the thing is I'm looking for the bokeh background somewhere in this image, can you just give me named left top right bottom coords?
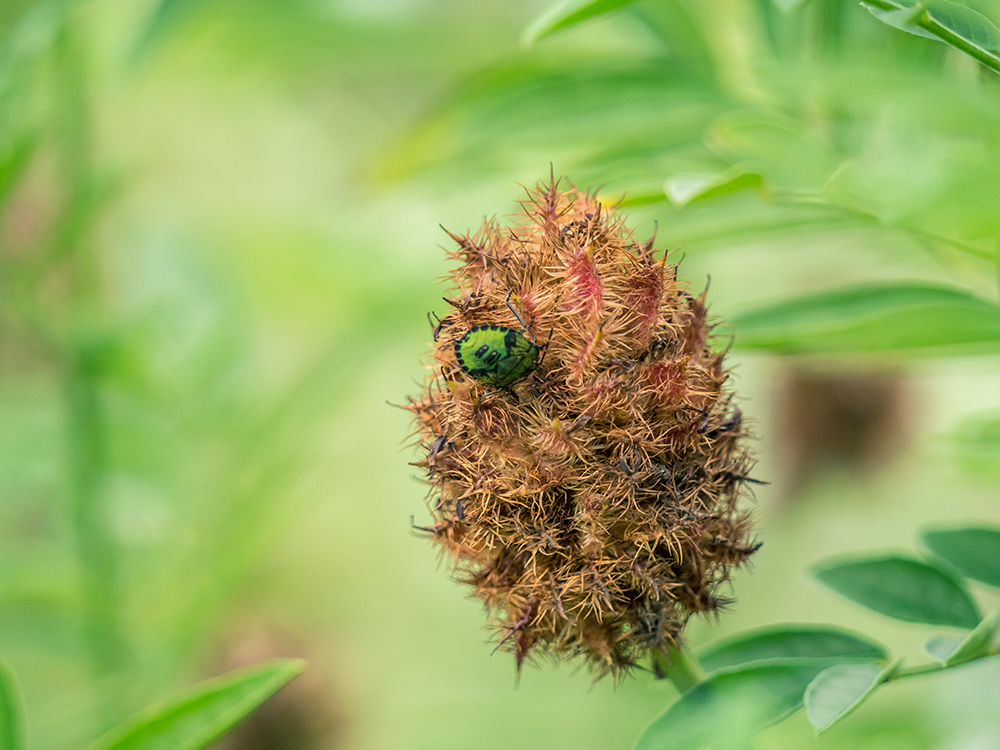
left=3, top=0, right=1000, bottom=748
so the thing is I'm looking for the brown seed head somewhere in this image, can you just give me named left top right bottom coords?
left=405, top=177, right=759, bottom=679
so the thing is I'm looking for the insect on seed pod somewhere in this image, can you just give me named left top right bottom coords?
left=453, top=292, right=543, bottom=389
left=404, top=176, right=760, bottom=679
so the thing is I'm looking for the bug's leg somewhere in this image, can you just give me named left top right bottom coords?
left=537, top=326, right=555, bottom=368
left=505, top=290, right=537, bottom=344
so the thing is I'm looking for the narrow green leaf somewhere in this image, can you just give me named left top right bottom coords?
left=813, top=555, right=981, bottom=629
left=728, top=283, right=1000, bottom=355
left=663, top=168, right=762, bottom=208
left=861, top=0, right=1000, bottom=74
left=949, top=413, right=1000, bottom=479
left=804, top=661, right=898, bottom=734
left=90, top=659, right=306, bottom=750
left=522, top=0, right=643, bottom=45
left=772, top=0, right=811, bottom=11
left=698, top=625, right=888, bottom=673
left=635, top=661, right=826, bottom=750
left=0, top=656, right=26, bottom=750
left=376, top=59, right=726, bottom=181
left=923, top=527, right=1000, bottom=588
left=604, top=189, right=670, bottom=208
left=132, top=0, right=215, bottom=59
left=924, top=610, right=999, bottom=666
left=705, top=111, right=835, bottom=191
left=0, top=135, right=36, bottom=207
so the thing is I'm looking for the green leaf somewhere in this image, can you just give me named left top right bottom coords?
left=522, top=0, right=643, bottom=45
left=861, top=0, right=1000, bottom=74
left=0, top=656, right=26, bottom=750
left=132, top=0, right=216, bottom=59
left=728, top=283, right=1000, bottom=355
left=663, top=168, right=763, bottom=208
left=804, top=661, right=899, bottom=734
left=949, top=413, right=1000, bottom=479
left=772, top=0, right=811, bottom=10
left=861, top=1, right=939, bottom=40
left=705, top=111, right=835, bottom=191
left=376, top=59, right=726, bottom=181
left=0, top=135, right=36, bottom=207
left=924, top=635, right=965, bottom=664
left=698, top=625, right=888, bottom=673
left=636, top=661, right=826, bottom=750
left=924, top=610, right=999, bottom=666
left=90, top=659, right=306, bottom=750
left=609, top=190, right=670, bottom=208
left=813, top=555, right=981, bottom=629
left=923, top=527, right=1000, bottom=588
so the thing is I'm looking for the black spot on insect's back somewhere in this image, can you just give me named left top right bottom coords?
left=503, top=329, right=519, bottom=351
left=489, top=324, right=500, bottom=331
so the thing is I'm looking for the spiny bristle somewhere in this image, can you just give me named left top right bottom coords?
left=408, top=178, right=758, bottom=679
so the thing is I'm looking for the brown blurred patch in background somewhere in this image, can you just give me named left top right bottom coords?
left=774, top=367, right=912, bottom=499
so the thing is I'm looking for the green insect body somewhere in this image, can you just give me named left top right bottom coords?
left=454, top=325, right=540, bottom=388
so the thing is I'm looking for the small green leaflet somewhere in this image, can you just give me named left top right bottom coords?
left=636, top=661, right=828, bottom=750
left=663, top=169, right=762, bottom=208
left=813, top=555, right=981, bottom=629
left=90, top=659, right=306, bottom=750
left=861, top=0, right=1000, bottom=75
left=923, top=527, right=1000, bottom=588
left=698, top=624, right=887, bottom=673
left=924, top=610, right=999, bottom=666
left=804, top=661, right=899, bottom=734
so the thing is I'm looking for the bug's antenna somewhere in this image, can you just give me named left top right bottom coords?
left=504, top=289, right=535, bottom=343
left=427, top=311, right=444, bottom=341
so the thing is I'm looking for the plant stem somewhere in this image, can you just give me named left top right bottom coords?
left=655, top=644, right=706, bottom=693
left=994, top=236, right=1000, bottom=302
left=64, top=347, right=128, bottom=688
left=54, top=14, right=129, bottom=729
left=888, top=650, right=1000, bottom=682
left=889, top=662, right=946, bottom=680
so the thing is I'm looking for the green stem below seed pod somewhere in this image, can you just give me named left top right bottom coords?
left=654, top=645, right=705, bottom=693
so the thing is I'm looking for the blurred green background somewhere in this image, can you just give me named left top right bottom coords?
left=3, top=0, right=1000, bottom=748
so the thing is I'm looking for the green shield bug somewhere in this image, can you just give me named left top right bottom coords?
left=454, top=293, right=541, bottom=389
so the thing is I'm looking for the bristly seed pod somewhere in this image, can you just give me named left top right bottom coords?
left=404, top=176, right=759, bottom=679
